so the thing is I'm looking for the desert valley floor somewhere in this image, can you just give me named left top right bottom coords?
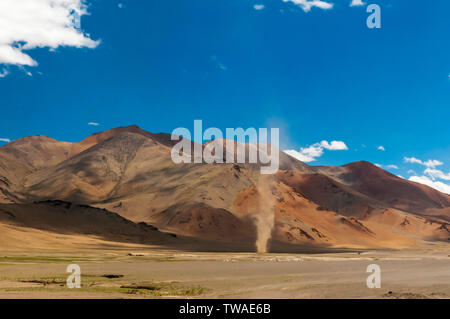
left=1, top=243, right=449, bottom=299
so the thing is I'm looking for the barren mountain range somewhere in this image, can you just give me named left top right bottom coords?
left=0, top=125, right=449, bottom=252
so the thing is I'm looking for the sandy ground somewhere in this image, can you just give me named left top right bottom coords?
left=0, top=247, right=449, bottom=299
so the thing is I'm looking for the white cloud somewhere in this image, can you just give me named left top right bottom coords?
left=0, top=0, right=99, bottom=72
left=320, top=140, right=348, bottom=150
left=404, top=157, right=422, bottom=165
left=375, top=163, right=399, bottom=170
left=424, top=168, right=450, bottom=181
left=386, top=164, right=399, bottom=169
left=350, top=0, right=365, bottom=7
left=282, top=0, right=333, bottom=12
left=88, top=122, right=99, bottom=126
left=218, top=62, right=227, bottom=71
left=284, top=140, right=347, bottom=162
left=210, top=55, right=227, bottom=71
left=404, top=157, right=443, bottom=168
left=0, top=69, right=8, bottom=78
left=409, top=175, right=450, bottom=195
left=377, top=145, right=385, bottom=151
left=253, top=4, right=265, bottom=10
left=284, top=149, right=316, bottom=162
left=300, top=144, right=324, bottom=158
left=0, top=138, right=11, bottom=143
left=118, top=3, right=124, bottom=9
left=423, top=159, right=443, bottom=168
left=405, top=160, right=450, bottom=193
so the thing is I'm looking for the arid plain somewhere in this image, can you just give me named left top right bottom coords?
left=1, top=245, right=449, bottom=299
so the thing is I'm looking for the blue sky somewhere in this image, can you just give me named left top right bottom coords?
left=0, top=0, right=449, bottom=193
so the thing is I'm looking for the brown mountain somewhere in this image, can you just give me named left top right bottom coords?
left=0, top=200, right=178, bottom=249
left=0, top=125, right=449, bottom=251
left=317, top=161, right=450, bottom=217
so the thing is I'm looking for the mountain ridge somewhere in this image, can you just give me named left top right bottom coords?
left=1, top=125, right=449, bottom=251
